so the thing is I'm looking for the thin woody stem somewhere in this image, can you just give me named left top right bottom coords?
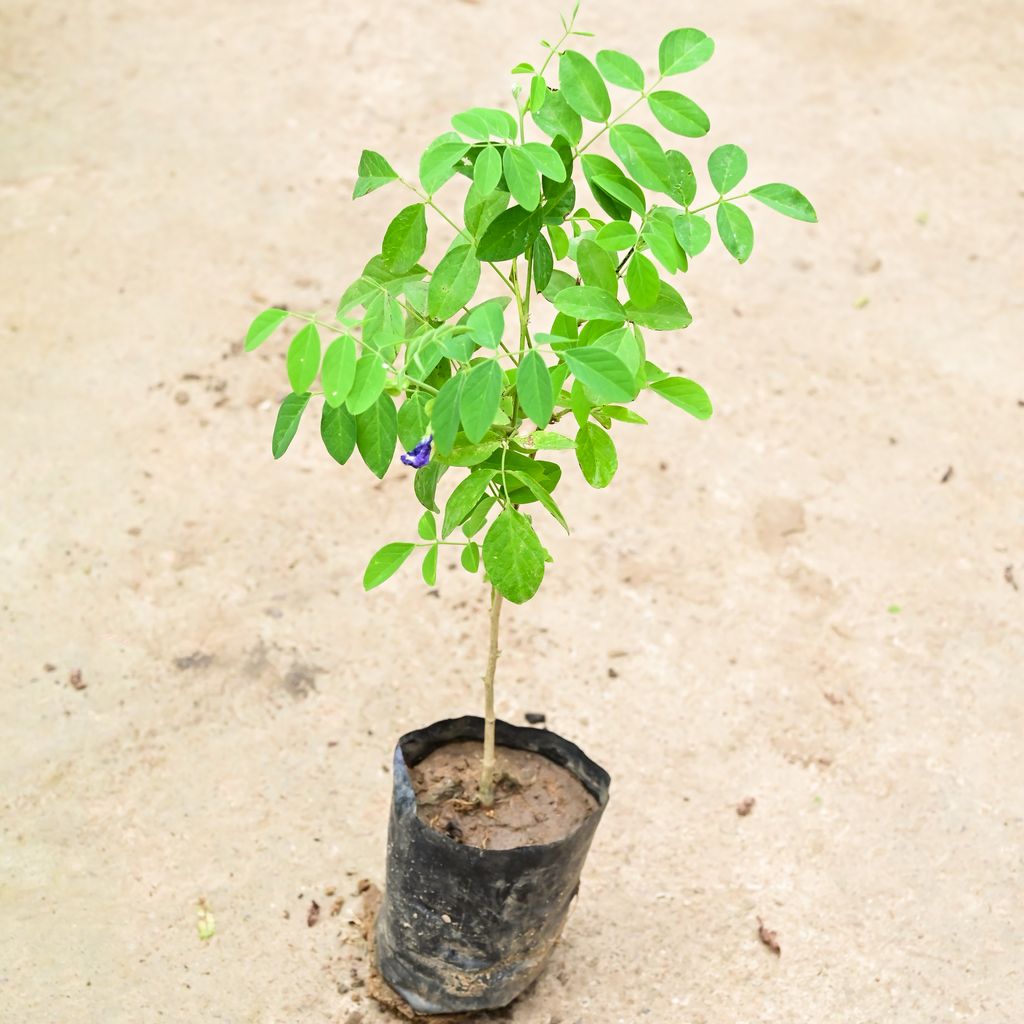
left=478, top=585, right=504, bottom=807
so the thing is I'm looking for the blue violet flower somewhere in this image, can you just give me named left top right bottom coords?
left=400, top=436, right=433, bottom=469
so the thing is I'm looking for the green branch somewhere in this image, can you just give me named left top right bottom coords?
left=575, top=74, right=664, bottom=158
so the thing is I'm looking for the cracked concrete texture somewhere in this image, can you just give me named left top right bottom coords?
left=2, top=1, right=1022, bottom=1021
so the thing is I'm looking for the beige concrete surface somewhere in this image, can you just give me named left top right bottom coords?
left=2, top=1, right=1022, bottom=1021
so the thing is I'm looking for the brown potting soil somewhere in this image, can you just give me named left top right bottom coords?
left=409, top=741, right=598, bottom=850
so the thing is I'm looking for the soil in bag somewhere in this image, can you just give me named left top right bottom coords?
left=410, top=739, right=598, bottom=850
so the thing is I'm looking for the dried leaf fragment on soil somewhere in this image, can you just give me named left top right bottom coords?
left=757, top=916, right=781, bottom=955
left=197, top=898, right=215, bottom=941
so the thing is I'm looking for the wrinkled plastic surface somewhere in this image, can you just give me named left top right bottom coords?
left=375, top=716, right=610, bottom=1014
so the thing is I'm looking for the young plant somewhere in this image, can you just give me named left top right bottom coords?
left=245, top=5, right=816, bottom=806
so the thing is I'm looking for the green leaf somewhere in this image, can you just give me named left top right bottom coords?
left=666, top=149, right=697, bottom=206
left=431, top=374, right=464, bottom=454
left=717, top=202, right=754, bottom=263
left=570, top=379, right=592, bottom=428
left=649, top=376, right=713, bottom=419
left=465, top=182, right=511, bottom=238
left=420, top=136, right=470, bottom=194
left=648, top=91, right=710, bottom=138
left=641, top=215, right=684, bottom=274
left=353, top=150, right=398, bottom=199
left=414, top=460, right=446, bottom=512
left=542, top=268, right=577, bottom=302
left=575, top=422, right=617, bottom=488
left=708, top=144, right=748, bottom=194
left=559, top=50, right=611, bottom=122
left=503, top=146, right=541, bottom=211
left=494, top=451, right=562, bottom=496
left=625, top=252, right=660, bottom=308
left=541, top=172, right=576, bottom=226
left=437, top=328, right=475, bottom=363
left=519, top=141, right=567, bottom=182
left=445, top=436, right=502, bottom=466
left=321, top=335, right=358, bottom=408
left=483, top=508, right=546, bottom=604
left=593, top=325, right=642, bottom=374
left=355, top=393, right=398, bottom=478
left=533, top=233, right=554, bottom=292
left=595, top=220, right=638, bottom=252
left=531, top=88, right=583, bottom=146
left=428, top=244, right=482, bottom=320
left=407, top=335, right=445, bottom=381
left=442, top=469, right=496, bottom=538
left=609, top=125, right=671, bottom=192
left=581, top=155, right=634, bottom=221
left=553, top=285, right=626, bottom=323
left=658, top=28, right=715, bottom=76
left=674, top=212, right=712, bottom=257
left=320, top=403, right=357, bottom=465
left=600, top=405, right=647, bottom=424
left=517, top=349, right=555, bottom=428
left=245, top=308, right=288, bottom=351
left=417, top=510, right=436, bottom=540
left=461, top=542, right=480, bottom=572
left=592, top=173, right=646, bottom=216
left=477, top=205, right=543, bottom=261
left=463, top=495, right=496, bottom=538
left=398, top=393, right=431, bottom=451
left=363, top=542, right=415, bottom=590
left=576, top=238, right=618, bottom=293
left=337, top=276, right=377, bottom=317
left=595, top=49, right=645, bottom=91
left=529, top=74, right=548, bottom=113
left=451, top=107, right=518, bottom=141
left=551, top=360, right=571, bottom=391
left=750, top=183, right=818, bottom=223
left=473, top=145, right=503, bottom=193
left=272, top=392, right=311, bottom=459
left=507, top=471, right=569, bottom=533
left=459, top=359, right=503, bottom=442
left=346, top=353, right=387, bottom=415
left=421, top=544, right=438, bottom=586
left=467, top=299, right=506, bottom=350
left=512, top=62, right=536, bottom=74
left=286, top=323, right=321, bottom=393
left=549, top=223, right=570, bottom=260
left=526, top=430, right=575, bottom=450
left=625, top=279, right=693, bottom=330
left=363, top=290, right=404, bottom=349
left=563, top=346, right=635, bottom=403
left=381, top=204, right=428, bottom=273
left=578, top=319, right=620, bottom=346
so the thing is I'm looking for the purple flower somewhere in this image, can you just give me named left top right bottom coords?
left=400, top=435, right=433, bottom=469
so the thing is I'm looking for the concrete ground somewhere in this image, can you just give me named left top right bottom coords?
left=2, top=0, right=1022, bottom=1021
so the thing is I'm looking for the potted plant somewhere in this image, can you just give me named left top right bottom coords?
left=244, top=3, right=816, bottom=1013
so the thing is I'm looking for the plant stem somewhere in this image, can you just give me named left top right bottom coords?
left=478, top=585, right=504, bottom=807
left=689, top=191, right=751, bottom=214
left=574, top=75, right=664, bottom=159
left=398, top=177, right=517, bottom=296
left=537, top=9, right=577, bottom=78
